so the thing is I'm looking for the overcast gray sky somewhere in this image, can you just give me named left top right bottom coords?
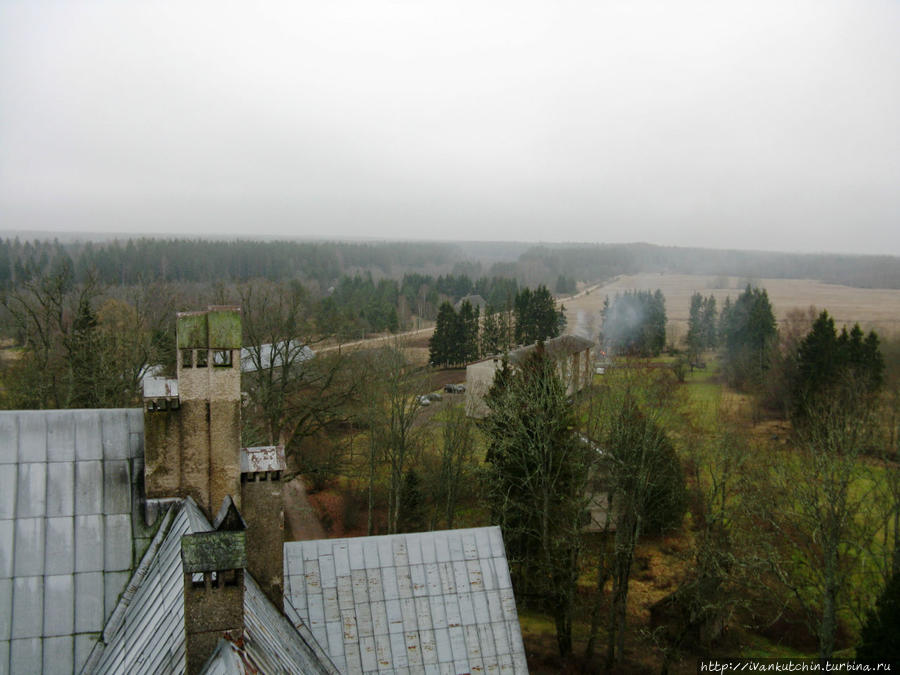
left=1, top=1, right=898, bottom=255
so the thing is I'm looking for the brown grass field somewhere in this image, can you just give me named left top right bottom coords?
left=565, top=274, right=900, bottom=343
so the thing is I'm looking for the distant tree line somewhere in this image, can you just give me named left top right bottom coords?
left=0, top=237, right=463, bottom=287
left=516, top=243, right=900, bottom=290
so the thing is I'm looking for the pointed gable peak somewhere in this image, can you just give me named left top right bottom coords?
left=214, top=495, right=247, bottom=532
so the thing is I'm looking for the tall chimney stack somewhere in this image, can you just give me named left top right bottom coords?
left=240, top=445, right=286, bottom=609
left=181, top=497, right=247, bottom=674
left=144, top=306, right=242, bottom=520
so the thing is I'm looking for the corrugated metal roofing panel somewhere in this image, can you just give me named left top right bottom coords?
left=10, top=637, right=42, bottom=672
left=16, top=462, right=46, bottom=519
left=103, top=461, right=131, bottom=514
left=46, top=461, right=74, bottom=517
left=43, top=634, right=74, bottom=675
left=324, top=587, right=341, bottom=623
left=46, top=412, right=76, bottom=463
left=12, top=576, right=43, bottom=639
left=43, top=574, right=75, bottom=637
left=74, top=572, right=103, bottom=633
left=0, top=522, right=10, bottom=579
left=0, top=465, right=16, bottom=520
left=100, top=411, right=130, bottom=460
left=429, top=595, right=447, bottom=630
left=366, top=568, right=384, bottom=603
left=0, top=578, right=12, bottom=639
left=74, top=461, right=103, bottom=515
left=74, top=515, right=103, bottom=572
left=73, top=413, right=101, bottom=461
left=104, top=515, right=133, bottom=572
left=0, top=415, right=17, bottom=464
left=284, top=527, right=526, bottom=674
left=14, top=518, right=45, bottom=577
left=18, top=414, right=47, bottom=463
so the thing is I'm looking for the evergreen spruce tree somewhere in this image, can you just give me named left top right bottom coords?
left=429, top=302, right=458, bottom=366
left=514, top=287, right=533, bottom=345
left=480, top=307, right=502, bottom=356
left=458, top=300, right=480, bottom=363
left=483, top=347, right=591, bottom=656
left=398, top=469, right=426, bottom=533
left=686, top=292, right=704, bottom=358
left=793, top=310, right=884, bottom=422
left=701, top=295, right=718, bottom=349
left=719, top=285, right=776, bottom=389
left=857, top=570, right=900, bottom=664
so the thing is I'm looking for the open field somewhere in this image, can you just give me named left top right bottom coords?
left=565, top=274, right=900, bottom=342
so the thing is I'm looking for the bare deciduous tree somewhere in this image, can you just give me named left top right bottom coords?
left=756, top=389, right=884, bottom=659
left=240, top=280, right=360, bottom=454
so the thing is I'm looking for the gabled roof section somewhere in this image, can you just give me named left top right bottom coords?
left=239, top=575, right=339, bottom=675
left=0, top=409, right=147, bottom=674
left=284, top=527, right=528, bottom=674
left=86, top=498, right=337, bottom=674
left=213, top=495, right=247, bottom=532
left=198, top=577, right=340, bottom=675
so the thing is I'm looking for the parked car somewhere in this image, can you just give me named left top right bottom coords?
left=443, top=383, right=466, bottom=394
left=417, top=395, right=431, bottom=406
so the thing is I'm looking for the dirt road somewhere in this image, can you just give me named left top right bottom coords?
left=283, top=477, right=326, bottom=541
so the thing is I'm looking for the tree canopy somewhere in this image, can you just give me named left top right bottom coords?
left=719, top=285, right=777, bottom=389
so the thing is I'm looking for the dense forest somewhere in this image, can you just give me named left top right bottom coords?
left=2, top=236, right=899, bottom=291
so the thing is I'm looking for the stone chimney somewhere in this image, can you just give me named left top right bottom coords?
left=240, top=445, right=286, bottom=609
left=181, top=497, right=247, bottom=675
left=144, top=306, right=242, bottom=521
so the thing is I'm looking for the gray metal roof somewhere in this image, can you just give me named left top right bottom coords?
left=86, top=498, right=337, bottom=675
left=284, top=527, right=528, bottom=674
left=0, top=409, right=147, bottom=675
left=508, top=334, right=594, bottom=365
left=240, top=341, right=314, bottom=374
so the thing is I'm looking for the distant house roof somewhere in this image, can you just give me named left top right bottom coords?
left=508, top=334, right=594, bottom=365
left=454, top=295, right=487, bottom=312
left=284, top=527, right=528, bottom=674
left=85, top=498, right=337, bottom=674
left=240, top=341, right=314, bottom=373
left=0, top=409, right=148, bottom=674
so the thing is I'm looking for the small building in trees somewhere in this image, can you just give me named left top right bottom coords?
left=453, top=293, right=487, bottom=312
left=465, top=334, right=595, bottom=417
